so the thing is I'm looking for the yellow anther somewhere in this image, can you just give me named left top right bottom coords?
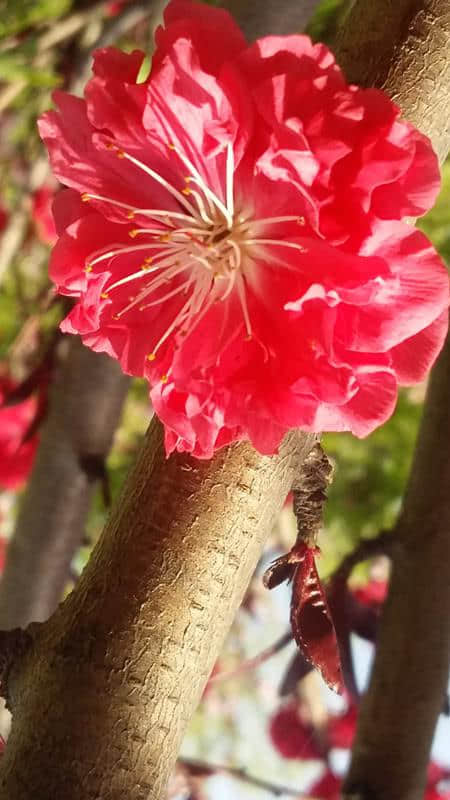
left=100, top=292, right=109, bottom=299
left=159, top=234, right=171, bottom=243
left=85, top=264, right=93, bottom=273
left=116, top=149, right=125, bottom=159
left=144, top=256, right=153, bottom=264
left=147, top=353, right=156, bottom=361
left=168, top=143, right=176, bottom=151
left=160, top=374, right=168, bottom=384
left=105, top=142, right=115, bottom=150
left=127, top=211, right=135, bottom=220
left=81, top=193, right=90, bottom=203
left=185, top=176, right=191, bottom=183
left=182, top=187, right=191, bottom=196
left=129, top=229, right=139, bottom=238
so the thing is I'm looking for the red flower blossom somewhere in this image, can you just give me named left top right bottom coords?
left=39, top=0, right=449, bottom=458
left=0, top=204, right=7, bottom=232
left=327, top=705, right=357, bottom=749
left=307, top=770, right=341, bottom=799
left=353, top=579, right=388, bottom=609
left=0, top=379, right=39, bottom=490
left=269, top=703, right=322, bottom=760
left=32, top=183, right=57, bottom=245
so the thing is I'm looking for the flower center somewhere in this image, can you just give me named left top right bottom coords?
left=81, top=141, right=307, bottom=367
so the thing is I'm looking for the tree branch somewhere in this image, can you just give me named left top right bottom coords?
left=0, top=337, right=129, bottom=629
left=0, top=420, right=314, bottom=799
left=332, top=2, right=450, bottom=798
left=179, top=756, right=309, bottom=797
left=342, top=335, right=450, bottom=800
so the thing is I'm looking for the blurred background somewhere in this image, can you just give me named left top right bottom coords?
left=0, top=0, right=449, bottom=798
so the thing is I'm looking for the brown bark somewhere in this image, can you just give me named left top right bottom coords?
left=334, top=2, right=450, bottom=798
left=0, top=420, right=314, bottom=799
left=0, top=337, right=129, bottom=629
left=222, top=0, right=321, bottom=38
left=335, top=0, right=450, bottom=162
left=343, top=331, right=450, bottom=800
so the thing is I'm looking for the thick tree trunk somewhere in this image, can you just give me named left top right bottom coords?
left=336, top=2, right=450, bottom=799
left=0, top=421, right=314, bottom=799
left=343, top=329, right=450, bottom=800
left=0, top=338, right=129, bottom=629
left=0, top=1, right=449, bottom=799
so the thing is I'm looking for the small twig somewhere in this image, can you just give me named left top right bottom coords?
left=332, top=530, right=395, bottom=584
left=179, top=757, right=311, bottom=798
left=207, top=630, right=292, bottom=685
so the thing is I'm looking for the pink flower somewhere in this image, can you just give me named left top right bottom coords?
left=104, top=0, right=132, bottom=16
left=0, top=204, right=7, bottom=232
left=0, top=378, right=39, bottom=490
left=307, top=770, right=341, bottom=799
left=353, top=579, right=388, bottom=609
left=268, top=703, right=322, bottom=760
left=32, top=182, right=58, bottom=245
left=39, top=0, right=449, bottom=458
left=326, top=705, right=357, bottom=750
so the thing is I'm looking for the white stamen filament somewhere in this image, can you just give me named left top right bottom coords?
left=245, top=239, right=308, bottom=253
left=119, top=150, right=199, bottom=217
left=82, top=141, right=310, bottom=359
left=226, top=143, right=234, bottom=219
left=169, top=143, right=233, bottom=228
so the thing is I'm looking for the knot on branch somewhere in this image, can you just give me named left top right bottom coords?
left=0, top=627, right=34, bottom=710
left=292, top=442, right=334, bottom=548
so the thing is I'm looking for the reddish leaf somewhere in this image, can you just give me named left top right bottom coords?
left=290, top=544, right=344, bottom=694
left=263, top=555, right=295, bottom=590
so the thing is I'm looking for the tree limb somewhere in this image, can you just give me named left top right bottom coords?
left=333, top=2, right=450, bottom=798
left=0, top=337, right=129, bottom=629
left=0, top=420, right=314, bottom=799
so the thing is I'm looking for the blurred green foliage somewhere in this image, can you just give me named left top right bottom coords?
left=0, top=0, right=71, bottom=38
left=306, top=0, right=348, bottom=42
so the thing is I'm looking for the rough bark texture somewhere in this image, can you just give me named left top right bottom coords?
left=335, top=0, right=450, bottom=162
left=0, top=420, right=314, bottom=799
left=342, top=334, right=450, bottom=800
left=0, top=337, right=129, bottom=629
left=334, top=2, right=450, bottom=799
left=222, top=0, right=321, bottom=38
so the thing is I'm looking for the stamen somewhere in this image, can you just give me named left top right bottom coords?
left=86, top=242, right=180, bottom=270
left=245, top=239, right=308, bottom=253
left=226, top=143, right=234, bottom=219
left=168, top=143, right=232, bottom=228
left=248, top=215, right=306, bottom=228
left=114, top=148, right=200, bottom=218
